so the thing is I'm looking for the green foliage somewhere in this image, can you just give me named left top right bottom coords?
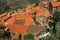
left=46, top=28, right=50, bottom=32
left=0, top=0, right=7, bottom=13
left=27, top=0, right=38, bottom=4
left=24, top=33, right=34, bottom=40
left=0, top=5, right=10, bottom=13
left=40, top=35, right=57, bottom=40
left=0, top=24, right=6, bottom=29
left=33, top=12, right=40, bottom=26
left=0, top=0, right=39, bottom=14
left=33, top=15, right=40, bottom=25
left=33, top=12, right=36, bottom=23
left=53, top=12, right=60, bottom=22
left=35, top=21, right=40, bottom=26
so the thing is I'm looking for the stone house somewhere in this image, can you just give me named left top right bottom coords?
left=49, top=2, right=60, bottom=14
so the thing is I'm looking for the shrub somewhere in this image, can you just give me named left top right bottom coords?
left=24, top=33, right=34, bottom=40
left=53, top=12, right=60, bottom=22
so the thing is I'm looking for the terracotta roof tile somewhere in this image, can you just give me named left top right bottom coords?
left=5, top=15, right=36, bottom=35
left=51, top=2, right=60, bottom=7
left=15, top=15, right=36, bottom=25
left=35, top=6, right=42, bottom=11
left=31, top=7, right=36, bottom=12
left=0, top=13, right=7, bottom=18
left=36, top=8, right=52, bottom=17
left=6, top=24, right=29, bottom=35
left=31, top=6, right=42, bottom=11
left=2, top=15, right=10, bottom=21
left=4, top=17, right=15, bottom=25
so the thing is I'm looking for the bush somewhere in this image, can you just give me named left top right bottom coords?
left=53, top=12, right=60, bottom=22
left=24, top=33, right=34, bottom=40
left=27, top=0, right=38, bottom=4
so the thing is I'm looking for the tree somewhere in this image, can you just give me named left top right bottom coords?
left=0, top=0, right=7, bottom=13
left=40, top=35, right=57, bottom=40
left=53, top=12, right=60, bottom=40
left=53, top=12, right=60, bottom=22
left=24, top=33, right=34, bottom=40
left=55, top=22, right=60, bottom=40
left=33, top=12, right=40, bottom=26
left=27, top=0, right=39, bottom=4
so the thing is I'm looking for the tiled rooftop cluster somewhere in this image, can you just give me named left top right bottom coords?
left=0, top=0, right=60, bottom=36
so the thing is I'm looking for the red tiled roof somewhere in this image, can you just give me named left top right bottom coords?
left=31, top=7, right=36, bottom=12
left=35, top=6, right=42, bottom=11
left=11, top=12, right=25, bottom=17
left=15, top=15, right=36, bottom=25
left=51, top=2, right=60, bottom=7
left=26, top=6, right=42, bottom=13
left=36, top=8, right=52, bottom=17
left=31, top=6, right=42, bottom=11
left=0, top=13, right=7, bottom=18
left=2, top=15, right=10, bottom=21
left=4, top=17, right=15, bottom=25
left=6, top=24, right=28, bottom=35
left=11, top=12, right=18, bottom=16
left=5, top=15, right=36, bottom=35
